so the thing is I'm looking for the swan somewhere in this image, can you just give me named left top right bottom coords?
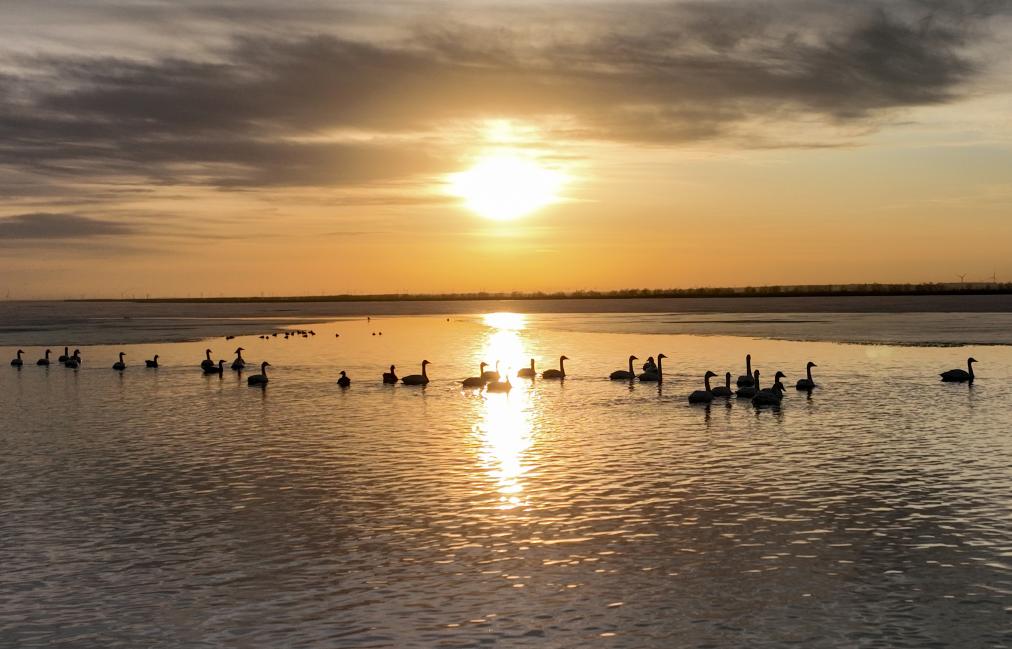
left=638, top=353, right=666, bottom=382
left=753, top=372, right=786, bottom=406
left=231, top=347, right=246, bottom=371
left=517, top=359, right=536, bottom=379
left=337, top=370, right=351, bottom=387
left=542, top=355, right=568, bottom=380
left=610, top=355, right=639, bottom=380
left=462, top=362, right=489, bottom=388
left=940, top=357, right=977, bottom=383
left=485, top=375, right=512, bottom=393
left=736, top=354, right=754, bottom=387
left=200, top=349, right=215, bottom=371
left=58, top=347, right=69, bottom=363
left=711, top=372, right=733, bottom=397
left=145, top=355, right=159, bottom=368
left=688, top=371, right=717, bottom=403
left=796, top=362, right=817, bottom=390
left=247, top=361, right=270, bottom=386
left=10, top=349, right=24, bottom=367
left=204, top=360, right=226, bottom=375
left=37, top=349, right=52, bottom=366
left=382, top=364, right=398, bottom=384
left=736, top=370, right=761, bottom=398
left=64, top=350, right=81, bottom=369
left=402, top=360, right=431, bottom=385
left=112, top=352, right=127, bottom=371
left=482, top=361, right=501, bottom=382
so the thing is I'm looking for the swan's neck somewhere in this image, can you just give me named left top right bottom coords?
left=205, top=351, right=211, bottom=360
left=746, top=356, right=751, bottom=374
left=422, top=363, right=427, bottom=378
left=657, top=356, right=663, bottom=379
left=725, top=374, right=731, bottom=388
left=628, top=357, right=634, bottom=373
left=704, top=375, right=711, bottom=391
left=806, top=365, right=813, bottom=381
left=968, top=360, right=974, bottom=378
left=530, top=359, right=535, bottom=371
left=262, top=364, right=268, bottom=376
left=559, top=357, right=565, bottom=375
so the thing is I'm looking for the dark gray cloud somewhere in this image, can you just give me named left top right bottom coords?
left=0, top=212, right=135, bottom=239
left=0, top=0, right=1005, bottom=193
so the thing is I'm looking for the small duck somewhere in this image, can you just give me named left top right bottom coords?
left=337, top=370, right=351, bottom=388
left=112, top=352, right=127, bottom=371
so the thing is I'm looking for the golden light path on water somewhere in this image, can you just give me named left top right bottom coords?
left=472, top=312, right=534, bottom=511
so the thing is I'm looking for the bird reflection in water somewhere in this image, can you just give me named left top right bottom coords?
left=472, top=313, right=536, bottom=510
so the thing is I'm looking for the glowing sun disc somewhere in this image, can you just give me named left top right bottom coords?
left=449, top=154, right=565, bottom=221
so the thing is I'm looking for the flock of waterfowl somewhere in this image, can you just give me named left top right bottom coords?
left=8, top=342, right=980, bottom=406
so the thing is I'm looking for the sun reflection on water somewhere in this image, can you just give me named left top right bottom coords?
left=472, top=313, right=536, bottom=510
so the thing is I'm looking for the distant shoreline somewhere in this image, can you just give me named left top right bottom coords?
left=69, top=282, right=1012, bottom=304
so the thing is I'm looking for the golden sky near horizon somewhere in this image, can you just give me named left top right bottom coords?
left=0, top=1, right=1010, bottom=298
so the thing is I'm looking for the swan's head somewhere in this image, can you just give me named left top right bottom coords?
left=73, top=349, right=81, bottom=355
left=629, top=355, right=638, bottom=361
left=390, top=364, right=396, bottom=371
left=560, top=355, right=569, bottom=361
left=340, top=370, right=346, bottom=376
left=119, top=352, right=125, bottom=359
left=725, top=372, right=732, bottom=379
left=262, top=361, right=271, bottom=368
left=658, top=353, right=667, bottom=359
left=16, top=349, right=24, bottom=354
left=236, top=347, right=244, bottom=353
left=205, top=349, right=211, bottom=353
left=807, top=361, right=817, bottom=368
left=746, top=354, right=751, bottom=361
left=704, top=371, right=717, bottom=379
left=754, top=369, right=760, bottom=379
left=774, top=371, right=786, bottom=380
left=480, top=362, right=488, bottom=369
left=45, top=349, right=51, bottom=354
left=154, top=355, right=159, bottom=360
left=968, top=357, right=978, bottom=364
left=422, top=360, right=431, bottom=366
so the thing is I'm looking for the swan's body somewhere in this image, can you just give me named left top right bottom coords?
left=940, top=357, right=977, bottom=383
left=462, top=362, right=489, bottom=388
left=402, top=360, right=430, bottom=385
left=64, top=350, right=81, bottom=369
left=112, top=352, right=127, bottom=371
left=36, top=349, right=51, bottom=366
left=204, top=360, right=225, bottom=375
left=688, top=371, right=717, bottom=403
left=542, top=355, right=568, bottom=380
left=610, top=355, right=638, bottom=380
left=10, top=349, right=24, bottom=367
left=231, top=347, right=246, bottom=371
left=247, top=361, right=270, bottom=386
left=711, top=372, right=733, bottom=397
left=200, top=349, right=215, bottom=371
left=481, top=361, right=500, bottom=382
left=736, top=354, right=754, bottom=387
left=796, top=362, right=817, bottom=390
left=145, top=355, right=159, bottom=368
left=516, top=359, right=536, bottom=379
left=337, top=370, right=351, bottom=387
left=753, top=371, right=786, bottom=407
left=485, top=375, right=512, bottom=393
left=58, top=347, right=69, bottom=363
left=736, top=370, right=761, bottom=398
left=638, top=353, right=666, bottom=382
left=382, top=365, right=398, bottom=384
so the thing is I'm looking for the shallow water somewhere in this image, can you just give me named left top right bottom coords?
left=2, top=313, right=1010, bottom=648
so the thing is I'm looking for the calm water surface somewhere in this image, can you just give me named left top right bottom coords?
left=1, top=313, right=1010, bottom=648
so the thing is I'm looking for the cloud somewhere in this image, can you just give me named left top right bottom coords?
left=0, top=0, right=1006, bottom=194
left=0, top=212, right=135, bottom=239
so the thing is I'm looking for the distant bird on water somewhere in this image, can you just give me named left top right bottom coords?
left=736, top=354, right=754, bottom=387
left=204, top=360, right=225, bottom=375
left=58, top=347, right=70, bottom=363
left=112, top=352, right=127, bottom=371
left=517, top=358, right=536, bottom=379
left=462, top=362, right=489, bottom=388
left=711, top=372, right=733, bottom=397
left=337, top=371, right=351, bottom=388
left=145, top=355, right=159, bottom=368
left=37, top=349, right=52, bottom=366
left=200, top=349, right=215, bottom=371
left=486, top=375, right=512, bottom=393
left=796, top=362, right=818, bottom=390
left=247, top=361, right=270, bottom=386
left=638, top=353, right=666, bottom=382
left=688, top=371, right=717, bottom=403
left=10, top=350, right=24, bottom=367
left=482, top=361, right=500, bottom=382
left=610, top=355, right=638, bottom=380
left=382, top=364, right=398, bottom=384
left=402, top=360, right=430, bottom=385
left=64, top=350, right=82, bottom=368
left=736, top=370, right=761, bottom=398
left=752, top=371, right=786, bottom=407
left=231, top=347, right=246, bottom=371
left=940, top=357, right=977, bottom=383
left=542, top=355, right=568, bottom=380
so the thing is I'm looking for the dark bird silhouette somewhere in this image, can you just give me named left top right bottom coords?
left=37, top=349, right=52, bottom=366
left=736, top=370, right=761, bottom=398
left=711, top=372, right=733, bottom=397
left=542, top=355, right=568, bottom=380
left=736, top=354, right=754, bottom=387
left=200, top=349, right=215, bottom=371
left=462, top=362, right=489, bottom=388
left=486, top=375, right=512, bottom=393
left=610, top=355, right=639, bottom=380
left=231, top=347, right=246, bottom=371
left=58, top=346, right=69, bottom=362
left=247, top=361, right=270, bottom=386
left=941, top=357, right=977, bottom=383
left=204, top=360, right=226, bottom=375
left=402, top=360, right=430, bottom=385
left=337, top=370, right=351, bottom=387
left=112, top=352, right=127, bottom=371
left=517, top=358, right=536, bottom=379
left=638, top=353, right=666, bottom=382
left=796, top=362, right=818, bottom=390
left=145, top=355, right=159, bottom=368
left=10, top=349, right=24, bottom=367
left=688, top=371, right=717, bottom=403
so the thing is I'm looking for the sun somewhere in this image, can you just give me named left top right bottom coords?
left=449, top=153, right=566, bottom=221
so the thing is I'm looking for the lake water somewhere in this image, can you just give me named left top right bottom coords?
left=1, top=305, right=1010, bottom=648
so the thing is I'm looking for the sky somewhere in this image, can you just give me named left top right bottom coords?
left=1, top=0, right=1010, bottom=299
